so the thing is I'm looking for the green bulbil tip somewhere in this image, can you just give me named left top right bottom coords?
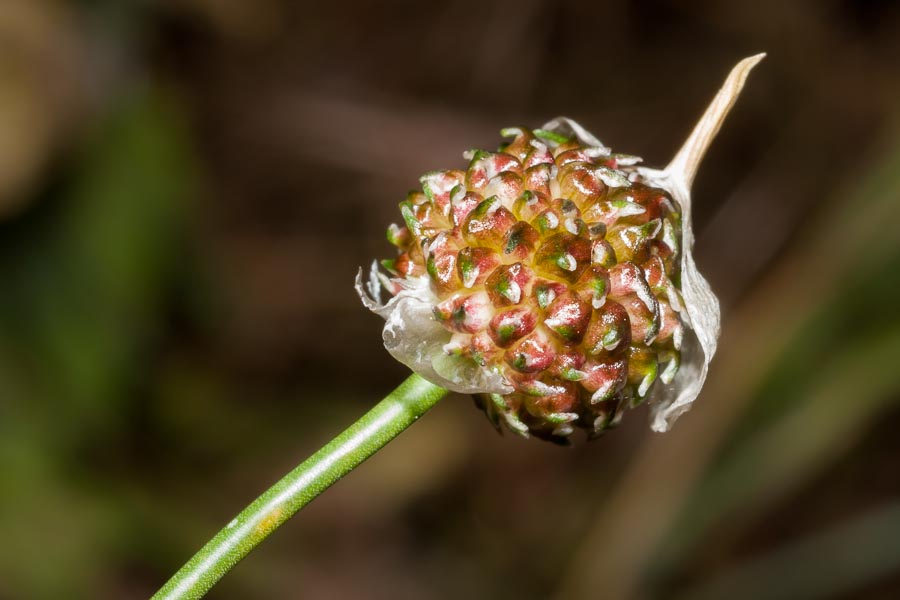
left=425, top=254, right=438, bottom=280
left=420, top=171, right=442, bottom=202
left=551, top=324, right=577, bottom=341
left=533, top=129, right=570, bottom=145
left=489, top=394, right=530, bottom=437
left=602, top=328, right=622, bottom=349
left=459, top=255, right=476, bottom=282
left=421, top=183, right=437, bottom=203
left=535, top=286, right=553, bottom=309
left=500, top=127, right=524, bottom=138
left=545, top=412, right=574, bottom=425
left=534, top=212, right=559, bottom=234
left=634, top=362, right=659, bottom=404
left=386, top=224, right=407, bottom=247
left=495, top=323, right=517, bottom=344
left=504, top=226, right=527, bottom=255
left=472, top=196, right=500, bottom=217
left=399, top=202, right=421, bottom=236
left=561, top=368, right=585, bottom=382
left=512, top=354, right=528, bottom=371
left=467, top=149, right=492, bottom=163
left=497, top=279, right=517, bottom=303
left=380, top=258, right=398, bottom=274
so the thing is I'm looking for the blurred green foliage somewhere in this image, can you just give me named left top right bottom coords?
left=0, top=89, right=194, bottom=597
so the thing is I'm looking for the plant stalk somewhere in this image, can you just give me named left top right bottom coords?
left=152, top=374, right=449, bottom=599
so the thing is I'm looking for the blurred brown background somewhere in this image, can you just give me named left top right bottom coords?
left=0, top=0, right=899, bottom=598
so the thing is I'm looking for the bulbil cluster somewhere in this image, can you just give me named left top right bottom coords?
left=379, top=127, right=686, bottom=441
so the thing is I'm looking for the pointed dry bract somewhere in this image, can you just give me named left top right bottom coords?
left=635, top=53, right=765, bottom=431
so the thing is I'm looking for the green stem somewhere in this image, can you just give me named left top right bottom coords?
left=153, top=374, right=449, bottom=600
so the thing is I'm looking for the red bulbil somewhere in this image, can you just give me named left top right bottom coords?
left=651, top=217, right=681, bottom=272
left=456, top=246, right=501, bottom=289
left=425, top=233, right=460, bottom=292
left=395, top=252, right=424, bottom=278
left=641, top=255, right=682, bottom=312
left=621, top=295, right=661, bottom=345
left=512, top=190, right=551, bottom=222
left=533, top=233, right=592, bottom=282
left=583, top=300, right=631, bottom=354
left=486, top=263, right=535, bottom=307
left=582, top=193, right=648, bottom=228
left=598, top=156, right=620, bottom=169
left=446, top=330, right=500, bottom=368
left=549, top=139, right=580, bottom=156
left=544, top=291, right=592, bottom=344
left=405, top=190, right=428, bottom=206
left=554, top=148, right=593, bottom=168
left=581, top=358, right=628, bottom=402
left=433, top=292, right=492, bottom=334
left=586, top=222, right=607, bottom=240
left=523, top=164, right=552, bottom=196
left=524, top=142, right=554, bottom=168
left=449, top=190, right=483, bottom=227
left=386, top=223, right=410, bottom=247
left=626, top=183, right=676, bottom=223
left=488, top=307, right=538, bottom=348
left=493, top=152, right=525, bottom=175
left=656, top=300, right=683, bottom=348
left=558, top=164, right=607, bottom=209
left=608, top=218, right=661, bottom=264
left=463, top=198, right=517, bottom=247
left=505, top=332, right=556, bottom=373
left=557, top=215, right=586, bottom=238
left=523, top=380, right=580, bottom=417
left=498, top=128, right=550, bottom=167
left=405, top=238, right=426, bottom=264
left=499, top=128, right=533, bottom=161
left=532, top=207, right=563, bottom=234
left=574, top=265, right=610, bottom=308
left=466, top=151, right=523, bottom=191
left=590, top=239, right=617, bottom=268
left=406, top=201, right=445, bottom=238
left=550, top=349, right=587, bottom=379
left=421, top=170, right=465, bottom=216
left=625, top=345, right=659, bottom=397
left=642, top=255, right=667, bottom=292
left=551, top=197, right=582, bottom=221
left=502, top=221, right=540, bottom=261
left=469, top=330, right=499, bottom=365
left=609, top=263, right=660, bottom=344
left=609, top=262, right=651, bottom=299
left=648, top=238, right=678, bottom=272
left=483, top=171, right=525, bottom=208
left=531, top=279, right=567, bottom=310
left=469, top=330, right=495, bottom=354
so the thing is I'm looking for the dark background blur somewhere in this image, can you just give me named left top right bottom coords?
left=1, top=1, right=899, bottom=598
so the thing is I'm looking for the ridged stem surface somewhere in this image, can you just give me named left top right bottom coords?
left=152, top=374, right=449, bottom=600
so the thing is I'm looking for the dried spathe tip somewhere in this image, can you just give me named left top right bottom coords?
left=666, top=53, right=766, bottom=191
left=636, top=54, right=764, bottom=431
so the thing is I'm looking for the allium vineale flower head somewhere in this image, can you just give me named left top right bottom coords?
left=359, top=56, right=763, bottom=442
